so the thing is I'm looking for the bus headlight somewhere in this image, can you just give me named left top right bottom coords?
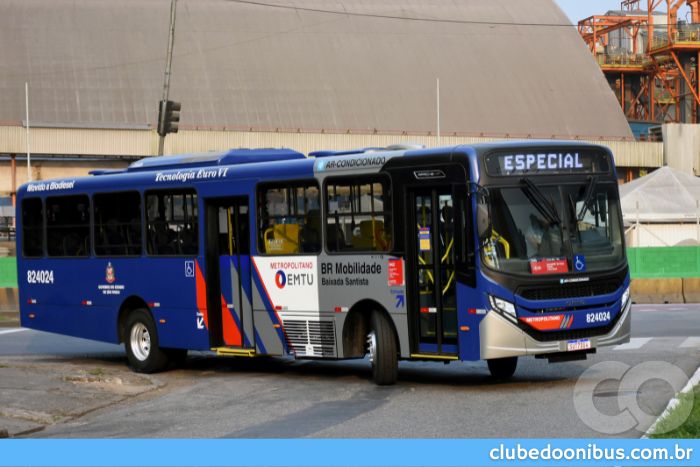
left=622, top=286, right=630, bottom=308
left=489, top=295, right=517, bottom=322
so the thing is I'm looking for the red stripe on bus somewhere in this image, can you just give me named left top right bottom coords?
left=221, top=295, right=242, bottom=346
left=195, top=261, right=209, bottom=330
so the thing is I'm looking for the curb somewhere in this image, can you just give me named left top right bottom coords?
left=0, top=288, right=18, bottom=311
left=644, top=362, right=700, bottom=438
left=0, top=310, right=19, bottom=328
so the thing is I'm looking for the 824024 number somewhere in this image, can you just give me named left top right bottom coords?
left=27, top=270, right=54, bottom=284
left=586, top=311, right=611, bottom=324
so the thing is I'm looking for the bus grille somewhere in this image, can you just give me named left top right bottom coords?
left=282, top=320, right=336, bottom=358
left=518, top=280, right=622, bottom=301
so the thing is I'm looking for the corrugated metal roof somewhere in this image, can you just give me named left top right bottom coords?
left=0, top=0, right=633, bottom=140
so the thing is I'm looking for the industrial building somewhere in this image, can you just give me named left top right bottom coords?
left=579, top=0, right=700, bottom=126
left=0, top=0, right=666, bottom=203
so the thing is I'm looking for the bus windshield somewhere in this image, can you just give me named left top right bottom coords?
left=482, top=181, right=624, bottom=275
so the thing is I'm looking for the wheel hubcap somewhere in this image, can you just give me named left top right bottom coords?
left=367, top=331, right=377, bottom=365
left=130, top=323, right=151, bottom=361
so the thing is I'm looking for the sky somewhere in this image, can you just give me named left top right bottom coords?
left=555, top=0, right=690, bottom=23
left=554, top=0, right=626, bottom=23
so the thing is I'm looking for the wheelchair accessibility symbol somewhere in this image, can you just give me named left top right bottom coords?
left=185, top=260, right=195, bottom=278
left=574, top=255, right=586, bottom=272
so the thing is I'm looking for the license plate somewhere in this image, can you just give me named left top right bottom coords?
left=567, top=338, right=591, bottom=352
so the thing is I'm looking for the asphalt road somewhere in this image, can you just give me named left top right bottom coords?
left=1, top=304, right=699, bottom=438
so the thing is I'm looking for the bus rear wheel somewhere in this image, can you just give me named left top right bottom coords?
left=367, top=311, right=398, bottom=385
left=487, top=356, right=518, bottom=380
left=124, top=309, right=170, bottom=373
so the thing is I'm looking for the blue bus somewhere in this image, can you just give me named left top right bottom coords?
left=16, top=142, right=630, bottom=385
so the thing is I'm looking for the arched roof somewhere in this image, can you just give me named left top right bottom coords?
left=0, top=0, right=633, bottom=140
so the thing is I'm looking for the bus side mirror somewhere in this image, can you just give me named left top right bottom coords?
left=476, top=191, right=492, bottom=242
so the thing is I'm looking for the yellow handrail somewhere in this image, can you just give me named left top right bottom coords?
left=441, top=238, right=454, bottom=264
left=493, top=230, right=510, bottom=259
left=442, top=270, right=455, bottom=296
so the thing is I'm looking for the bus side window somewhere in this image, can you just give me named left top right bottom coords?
left=22, top=198, right=44, bottom=258
left=94, top=191, right=142, bottom=256
left=146, top=190, right=198, bottom=256
left=257, top=182, right=320, bottom=255
left=325, top=178, right=392, bottom=253
left=46, top=195, right=90, bottom=257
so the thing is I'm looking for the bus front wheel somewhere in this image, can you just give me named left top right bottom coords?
left=487, top=356, right=518, bottom=380
left=124, top=309, right=170, bottom=373
left=367, top=311, right=398, bottom=385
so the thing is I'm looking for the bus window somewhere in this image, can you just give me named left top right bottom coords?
left=46, top=195, right=91, bottom=257
left=325, top=178, right=392, bottom=252
left=258, top=182, right=320, bottom=255
left=22, top=198, right=44, bottom=258
left=94, top=192, right=142, bottom=256
left=146, top=190, right=198, bottom=256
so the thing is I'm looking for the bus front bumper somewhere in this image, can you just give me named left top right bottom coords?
left=479, top=299, right=631, bottom=360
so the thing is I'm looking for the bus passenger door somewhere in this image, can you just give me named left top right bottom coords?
left=408, top=188, right=458, bottom=356
left=205, top=197, right=255, bottom=351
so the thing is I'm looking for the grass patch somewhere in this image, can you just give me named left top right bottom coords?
left=87, top=367, right=105, bottom=377
left=651, top=386, right=700, bottom=438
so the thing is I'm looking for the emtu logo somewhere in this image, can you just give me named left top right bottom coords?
left=275, top=270, right=287, bottom=289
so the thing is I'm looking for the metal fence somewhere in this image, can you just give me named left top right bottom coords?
left=597, top=54, right=648, bottom=68
left=650, top=26, right=700, bottom=50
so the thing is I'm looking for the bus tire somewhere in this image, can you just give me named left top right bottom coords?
left=487, top=356, right=518, bottom=380
left=124, top=309, right=170, bottom=373
left=368, top=311, right=398, bottom=385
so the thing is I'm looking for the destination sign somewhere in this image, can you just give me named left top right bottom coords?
left=484, top=150, right=610, bottom=176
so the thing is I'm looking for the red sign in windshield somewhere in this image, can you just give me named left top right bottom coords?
left=530, top=258, right=569, bottom=275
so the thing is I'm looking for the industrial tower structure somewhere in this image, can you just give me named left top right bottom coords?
left=579, top=0, right=700, bottom=126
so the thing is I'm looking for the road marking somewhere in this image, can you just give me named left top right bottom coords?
left=613, top=337, right=652, bottom=351
left=680, top=337, right=700, bottom=348
left=0, top=328, right=28, bottom=336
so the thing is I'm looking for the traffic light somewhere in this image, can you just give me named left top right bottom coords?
left=157, top=99, right=181, bottom=136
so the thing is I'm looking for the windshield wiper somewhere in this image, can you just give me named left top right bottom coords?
left=577, top=176, right=598, bottom=221
left=520, top=178, right=561, bottom=226
left=569, top=193, right=581, bottom=242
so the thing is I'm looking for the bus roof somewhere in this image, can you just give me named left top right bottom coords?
left=125, top=148, right=305, bottom=173
left=17, top=141, right=611, bottom=197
